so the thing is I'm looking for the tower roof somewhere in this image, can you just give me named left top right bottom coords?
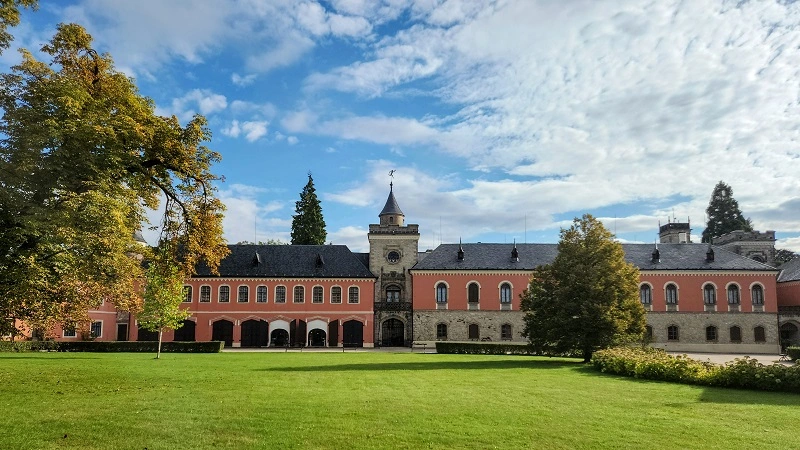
left=379, top=186, right=404, bottom=217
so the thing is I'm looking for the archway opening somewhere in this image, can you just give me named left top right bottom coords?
left=381, top=318, right=405, bottom=347
left=212, top=320, right=234, bottom=347
left=343, top=320, right=364, bottom=347
left=270, top=329, right=289, bottom=347
left=308, top=329, right=327, bottom=347
left=173, top=320, right=196, bottom=341
left=241, top=319, right=268, bottom=347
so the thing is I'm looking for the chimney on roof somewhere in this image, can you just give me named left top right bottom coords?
left=706, top=246, right=715, bottom=263
left=457, top=239, right=464, bottom=261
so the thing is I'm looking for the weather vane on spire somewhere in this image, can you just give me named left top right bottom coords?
left=388, top=169, right=395, bottom=190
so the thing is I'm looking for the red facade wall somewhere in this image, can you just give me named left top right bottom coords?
left=411, top=271, right=533, bottom=310
left=639, top=272, right=778, bottom=312
left=777, top=281, right=800, bottom=307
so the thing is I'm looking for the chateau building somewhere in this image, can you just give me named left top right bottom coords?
left=47, top=187, right=800, bottom=353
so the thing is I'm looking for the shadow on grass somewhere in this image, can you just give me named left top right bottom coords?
left=260, top=358, right=584, bottom=372
left=0, top=355, right=100, bottom=360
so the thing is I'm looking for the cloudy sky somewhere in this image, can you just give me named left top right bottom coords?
left=6, top=0, right=800, bottom=252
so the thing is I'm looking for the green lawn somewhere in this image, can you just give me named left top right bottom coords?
left=1, top=352, right=798, bottom=449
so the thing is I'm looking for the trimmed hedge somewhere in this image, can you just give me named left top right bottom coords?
left=787, top=346, right=800, bottom=361
left=0, top=340, right=60, bottom=352
left=0, top=341, right=223, bottom=353
left=592, top=346, right=800, bottom=393
left=435, top=342, right=537, bottom=355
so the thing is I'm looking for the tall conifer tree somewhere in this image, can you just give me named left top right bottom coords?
left=290, top=173, right=326, bottom=245
left=702, top=181, right=752, bottom=243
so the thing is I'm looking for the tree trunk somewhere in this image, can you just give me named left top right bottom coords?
left=582, top=348, right=592, bottom=363
left=157, top=330, right=162, bottom=359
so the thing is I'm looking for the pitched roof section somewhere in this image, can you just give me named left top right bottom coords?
left=412, top=243, right=778, bottom=272
left=193, top=245, right=374, bottom=278
left=778, top=257, right=800, bottom=282
left=379, top=190, right=404, bottom=217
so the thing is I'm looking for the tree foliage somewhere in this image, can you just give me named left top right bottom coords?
left=702, top=181, right=752, bottom=243
left=137, top=255, right=190, bottom=359
left=0, top=0, right=37, bottom=53
left=521, top=214, right=645, bottom=362
left=775, top=248, right=797, bottom=266
left=0, top=24, right=228, bottom=338
left=290, top=173, right=326, bottom=245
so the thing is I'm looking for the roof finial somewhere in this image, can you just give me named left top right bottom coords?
left=388, top=169, right=395, bottom=192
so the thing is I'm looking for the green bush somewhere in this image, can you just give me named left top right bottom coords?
left=435, top=342, right=537, bottom=355
left=592, top=347, right=800, bottom=393
left=787, top=347, right=800, bottom=361
left=0, top=340, right=60, bottom=352
left=57, top=341, right=224, bottom=353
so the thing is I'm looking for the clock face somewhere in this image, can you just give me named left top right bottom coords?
left=387, top=251, right=400, bottom=263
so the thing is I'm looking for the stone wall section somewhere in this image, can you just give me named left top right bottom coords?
left=413, top=310, right=526, bottom=343
left=646, top=312, right=780, bottom=353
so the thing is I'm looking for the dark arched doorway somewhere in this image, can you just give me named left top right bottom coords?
left=270, top=329, right=289, bottom=347
left=137, top=326, right=158, bottom=342
left=241, top=319, right=268, bottom=347
left=381, top=318, right=405, bottom=347
left=780, top=322, right=799, bottom=350
left=308, top=329, right=326, bottom=347
left=173, top=320, right=196, bottom=341
left=212, top=320, right=234, bottom=347
left=343, top=320, right=363, bottom=347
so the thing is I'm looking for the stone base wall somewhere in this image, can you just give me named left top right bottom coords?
left=646, top=312, right=781, bottom=354
left=412, top=310, right=526, bottom=343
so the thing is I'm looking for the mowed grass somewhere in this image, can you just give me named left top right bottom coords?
left=1, top=352, right=798, bottom=450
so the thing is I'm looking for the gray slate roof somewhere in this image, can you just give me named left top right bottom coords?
left=412, top=243, right=778, bottom=272
left=193, top=245, right=374, bottom=278
left=379, top=190, right=404, bottom=216
left=778, top=257, right=800, bottom=282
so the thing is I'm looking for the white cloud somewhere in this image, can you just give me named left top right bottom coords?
left=287, top=136, right=299, bottom=145
left=167, top=89, right=228, bottom=122
left=328, top=226, right=369, bottom=251
left=777, top=237, right=800, bottom=253
left=231, top=73, right=257, bottom=87
left=221, top=120, right=269, bottom=142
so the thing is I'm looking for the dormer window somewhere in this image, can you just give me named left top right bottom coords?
left=706, top=247, right=715, bottom=262
left=511, top=245, right=519, bottom=261
left=651, top=248, right=660, bottom=263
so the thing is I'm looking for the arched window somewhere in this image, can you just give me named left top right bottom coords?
left=293, top=286, right=304, bottom=303
left=348, top=286, right=359, bottom=304
left=703, top=284, right=716, bottom=304
left=468, top=324, right=479, bottom=340
left=312, top=286, right=323, bottom=304
left=639, top=284, right=652, bottom=304
left=727, top=285, right=740, bottom=304
left=730, top=326, right=742, bottom=342
left=706, top=326, right=717, bottom=341
left=667, top=325, right=679, bottom=341
left=436, top=323, right=448, bottom=340
left=468, top=282, right=479, bottom=303
left=330, top=286, right=342, bottom=304
left=754, top=326, right=766, bottom=342
left=645, top=325, right=653, bottom=340
left=436, top=283, right=448, bottom=303
left=219, top=286, right=230, bottom=303
left=751, top=285, right=764, bottom=305
left=665, top=283, right=678, bottom=304
left=386, top=286, right=401, bottom=303
left=238, top=285, right=249, bottom=303
left=275, top=286, right=286, bottom=303
left=501, top=324, right=512, bottom=340
left=256, top=286, right=267, bottom=303
left=500, top=283, right=512, bottom=304
left=200, top=285, right=211, bottom=303
left=183, top=286, right=192, bottom=303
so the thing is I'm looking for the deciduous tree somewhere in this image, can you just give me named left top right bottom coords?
left=521, top=214, right=645, bottom=362
left=0, top=24, right=228, bottom=338
left=290, top=173, right=326, bottom=245
left=137, top=255, right=190, bottom=359
left=702, top=181, right=752, bottom=243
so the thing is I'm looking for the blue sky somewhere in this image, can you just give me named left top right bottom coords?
left=5, top=0, right=800, bottom=252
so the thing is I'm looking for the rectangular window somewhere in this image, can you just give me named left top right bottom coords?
left=754, top=326, right=766, bottom=342
left=331, top=286, right=342, bottom=304
left=667, top=326, right=679, bottom=341
left=294, top=286, right=305, bottom=303
left=238, top=285, right=249, bottom=303
left=183, top=286, right=192, bottom=303
left=200, top=286, right=211, bottom=303
left=312, top=286, right=323, bottom=304
left=63, top=326, right=77, bottom=338
left=90, top=321, right=102, bottom=339
left=275, top=286, right=286, bottom=304
left=256, top=286, right=267, bottom=303
left=752, top=286, right=764, bottom=305
left=219, top=286, right=230, bottom=303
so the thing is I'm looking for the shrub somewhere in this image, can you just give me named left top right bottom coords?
left=787, top=347, right=800, bottom=361
left=592, top=347, right=800, bottom=393
left=0, top=340, right=60, bottom=352
left=57, top=341, right=224, bottom=353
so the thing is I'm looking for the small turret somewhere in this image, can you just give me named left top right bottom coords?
left=379, top=182, right=405, bottom=226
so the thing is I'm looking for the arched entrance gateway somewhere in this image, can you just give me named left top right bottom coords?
left=342, top=320, right=364, bottom=347
left=211, top=320, right=234, bottom=347
left=270, top=329, right=289, bottom=347
left=308, top=329, right=327, bottom=347
left=381, top=318, right=405, bottom=347
left=173, top=320, right=196, bottom=341
left=780, top=322, right=799, bottom=350
left=241, top=319, right=268, bottom=347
